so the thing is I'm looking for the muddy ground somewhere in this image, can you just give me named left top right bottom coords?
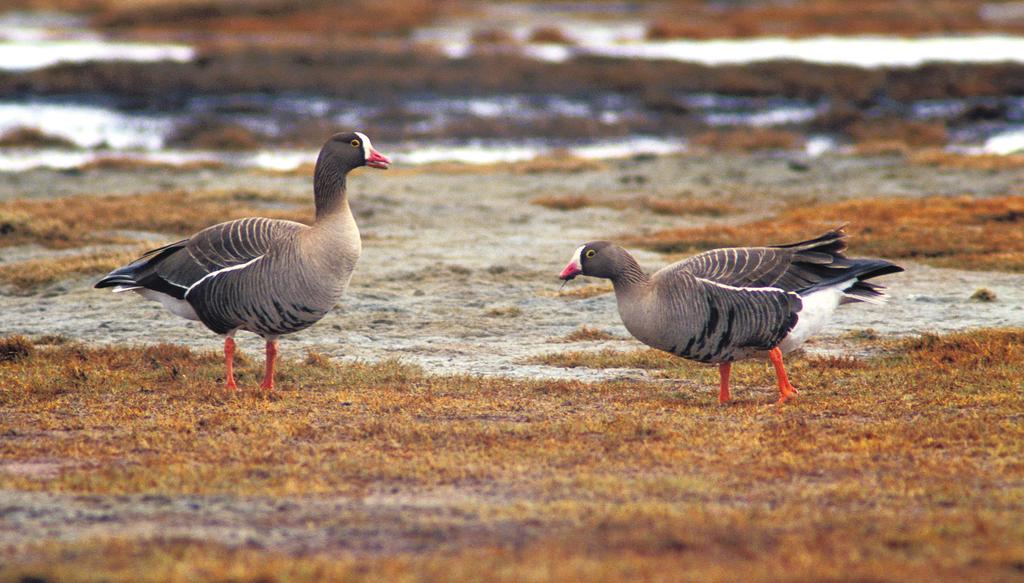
left=2, top=152, right=1024, bottom=565
left=1, top=153, right=1022, bottom=381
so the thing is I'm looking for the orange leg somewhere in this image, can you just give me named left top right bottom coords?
left=768, top=347, right=799, bottom=404
left=224, top=337, right=238, bottom=391
left=718, top=362, right=732, bottom=404
left=259, top=339, right=278, bottom=391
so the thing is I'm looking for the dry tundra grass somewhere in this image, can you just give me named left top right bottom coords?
left=648, top=0, right=1024, bottom=38
left=0, top=190, right=307, bottom=250
left=1, top=330, right=1023, bottom=581
left=0, top=247, right=145, bottom=292
left=626, top=195, right=1024, bottom=272
left=532, top=194, right=738, bottom=217
left=0, top=190, right=309, bottom=291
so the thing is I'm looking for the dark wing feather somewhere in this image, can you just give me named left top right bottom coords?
left=688, top=276, right=801, bottom=360
left=672, top=246, right=796, bottom=288
left=671, top=227, right=856, bottom=292
left=95, top=217, right=304, bottom=299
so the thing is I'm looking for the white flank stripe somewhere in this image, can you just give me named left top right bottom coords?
left=184, top=255, right=264, bottom=298
left=695, top=276, right=795, bottom=297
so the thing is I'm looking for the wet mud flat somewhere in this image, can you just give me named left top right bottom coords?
left=1, top=152, right=1022, bottom=380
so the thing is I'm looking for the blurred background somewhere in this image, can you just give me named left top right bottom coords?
left=3, top=0, right=1024, bottom=170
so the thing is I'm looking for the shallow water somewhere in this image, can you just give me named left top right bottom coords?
left=0, top=11, right=193, bottom=71
left=3, top=90, right=1024, bottom=172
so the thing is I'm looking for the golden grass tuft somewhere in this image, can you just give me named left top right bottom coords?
left=0, top=190, right=308, bottom=250
left=971, top=287, right=998, bottom=302
left=561, top=326, right=618, bottom=342
left=529, top=26, right=573, bottom=44
left=0, top=247, right=143, bottom=292
left=646, top=0, right=1024, bottom=39
left=1, top=329, right=1022, bottom=580
left=850, top=119, right=949, bottom=148
left=91, top=0, right=444, bottom=37
left=545, top=281, right=614, bottom=299
left=484, top=305, right=523, bottom=318
left=911, top=149, right=1024, bottom=171
left=626, top=194, right=1024, bottom=272
left=691, top=128, right=805, bottom=152
left=531, top=194, right=737, bottom=216
left=78, top=156, right=226, bottom=172
left=531, top=194, right=593, bottom=211
left=0, top=127, right=78, bottom=149
left=531, top=347, right=677, bottom=369
left=0, top=334, right=33, bottom=362
left=166, top=119, right=266, bottom=150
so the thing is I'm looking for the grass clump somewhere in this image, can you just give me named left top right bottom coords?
left=1, top=329, right=1023, bottom=581
left=0, top=248, right=144, bottom=292
left=561, top=326, right=617, bottom=342
left=626, top=194, right=1024, bottom=272
left=546, top=281, right=613, bottom=299
left=532, top=347, right=677, bottom=369
left=0, top=127, right=78, bottom=149
left=912, top=149, right=1024, bottom=171
left=0, top=335, right=33, bottom=362
left=691, top=128, right=805, bottom=152
left=532, top=194, right=737, bottom=216
left=485, top=306, right=523, bottom=318
left=0, top=190, right=307, bottom=250
left=971, top=288, right=998, bottom=302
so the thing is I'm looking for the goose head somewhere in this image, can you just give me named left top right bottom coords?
left=317, top=131, right=391, bottom=174
left=559, top=241, right=619, bottom=280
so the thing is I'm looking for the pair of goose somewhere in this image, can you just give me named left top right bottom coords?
left=97, top=132, right=902, bottom=404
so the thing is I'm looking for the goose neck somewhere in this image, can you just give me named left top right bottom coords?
left=313, top=165, right=348, bottom=221
left=610, top=253, right=650, bottom=290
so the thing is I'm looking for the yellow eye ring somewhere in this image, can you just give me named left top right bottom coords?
left=585, top=249, right=596, bottom=258
left=351, top=139, right=361, bottom=148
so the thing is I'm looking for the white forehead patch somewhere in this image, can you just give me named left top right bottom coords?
left=570, top=244, right=585, bottom=268
left=355, top=131, right=372, bottom=160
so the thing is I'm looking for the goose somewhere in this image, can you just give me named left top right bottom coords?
left=558, top=227, right=902, bottom=404
left=95, top=131, right=390, bottom=391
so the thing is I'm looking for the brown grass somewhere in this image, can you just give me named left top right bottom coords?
left=0, top=127, right=78, bottom=148
left=626, top=194, right=1024, bottom=272
left=911, top=149, right=1024, bottom=171
left=531, top=194, right=737, bottom=217
left=166, top=118, right=266, bottom=150
left=89, top=0, right=444, bottom=37
left=0, top=190, right=308, bottom=250
left=0, top=247, right=143, bottom=292
left=691, top=128, right=805, bottom=152
left=545, top=281, right=614, bottom=299
left=0, top=334, right=33, bottom=362
left=532, top=347, right=678, bottom=369
left=561, top=326, right=618, bottom=342
left=1, top=329, right=1022, bottom=581
left=484, top=306, right=523, bottom=318
left=647, top=0, right=1024, bottom=39
left=77, top=156, right=226, bottom=172
left=6, top=45, right=1024, bottom=112
left=529, top=26, right=573, bottom=44
left=849, top=119, right=949, bottom=148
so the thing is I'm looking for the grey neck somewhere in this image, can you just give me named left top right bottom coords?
left=313, top=163, right=349, bottom=221
left=611, top=251, right=650, bottom=289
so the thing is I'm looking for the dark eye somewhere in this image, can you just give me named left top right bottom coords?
left=585, top=249, right=596, bottom=258
left=351, top=139, right=361, bottom=148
